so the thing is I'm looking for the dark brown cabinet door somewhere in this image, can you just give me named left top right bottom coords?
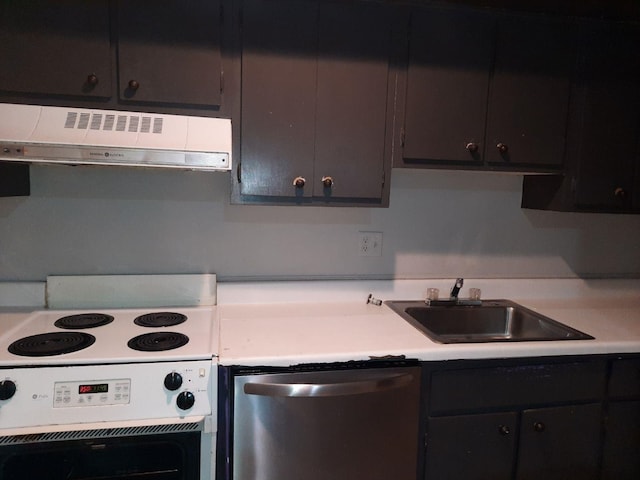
left=117, top=0, right=223, bottom=107
left=239, top=0, right=392, bottom=202
left=425, top=413, right=517, bottom=480
left=485, top=14, right=574, bottom=168
left=403, top=7, right=495, bottom=166
left=0, top=0, right=111, bottom=99
left=401, top=7, right=573, bottom=171
left=0, top=163, right=29, bottom=197
left=314, top=2, right=390, bottom=200
left=239, top=0, right=317, bottom=198
left=602, top=401, right=640, bottom=479
left=516, top=404, right=602, bottom=480
left=572, top=22, right=640, bottom=211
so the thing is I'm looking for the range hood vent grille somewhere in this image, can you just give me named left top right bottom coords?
left=63, top=111, right=165, bottom=135
left=0, top=103, right=231, bottom=171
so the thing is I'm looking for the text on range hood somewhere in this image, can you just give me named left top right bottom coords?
left=0, top=103, right=232, bottom=171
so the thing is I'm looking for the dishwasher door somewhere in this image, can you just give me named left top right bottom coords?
left=232, top=366, right=421, bottom=480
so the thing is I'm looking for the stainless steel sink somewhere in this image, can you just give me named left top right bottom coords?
left=385, top=299, right=594, bottom=344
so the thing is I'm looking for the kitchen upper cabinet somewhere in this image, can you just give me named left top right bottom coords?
left=402, top=7, right=493, bottom=168
left=399, top=6, right=575, bottom=172
left=0, top=163, right=30, bottom=197
left=235, top=0, right=397, bottom=206
left=117, top=0, right=223, bottom=108
left=522, top=20, right=640, bottom=213
left=422, top=359, right=607, bottom=480
left=0, top=0, right=112, bottom=99
left=0, top=0, right=229, bottom=115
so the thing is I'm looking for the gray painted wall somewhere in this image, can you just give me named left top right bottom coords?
left=1, top=165, right=639, bottom=281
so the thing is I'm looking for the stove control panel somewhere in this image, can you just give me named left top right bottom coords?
left=53, top=379, right=131, bottom=408
left=0, top=360, right=215, bottom=430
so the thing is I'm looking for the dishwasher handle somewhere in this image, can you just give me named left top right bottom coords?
left=243, top=372, right=414, bottom=398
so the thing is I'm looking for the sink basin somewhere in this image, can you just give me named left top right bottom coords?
left=385, top=299, right=594, bottom=344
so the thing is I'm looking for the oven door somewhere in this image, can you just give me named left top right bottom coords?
left=0, top=420, right=214, bottom=480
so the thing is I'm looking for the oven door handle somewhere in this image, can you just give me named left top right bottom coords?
left=243, top=372, right=414, bottom=398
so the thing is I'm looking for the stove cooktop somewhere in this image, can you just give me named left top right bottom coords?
left=0, top=307, right=218, bottom=366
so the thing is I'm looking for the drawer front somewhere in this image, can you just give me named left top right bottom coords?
left=609, top=358, right=640, bottom=398
left=429, top=360, right=607, bottom=414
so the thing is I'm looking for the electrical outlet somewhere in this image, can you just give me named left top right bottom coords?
left=358, top=231, right=383, bottom=257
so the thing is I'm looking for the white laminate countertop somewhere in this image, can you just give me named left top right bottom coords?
left=217, top=296, right=640, bottom=366
left=1, top=278, right=639, bottom=367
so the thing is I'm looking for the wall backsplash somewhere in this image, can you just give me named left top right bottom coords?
left=1, top=165, right=639, bottom=281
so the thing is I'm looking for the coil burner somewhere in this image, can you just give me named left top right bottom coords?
left=8, top=332, right=96, bottom=357
left=54, top=313, right=114, bottom=329
left=127, top=332, right=189, bottom=352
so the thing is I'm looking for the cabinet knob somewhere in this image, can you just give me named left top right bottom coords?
left=86, top=74, right=99, bottom=86
left=322, top=176, right=334, bottom=188
left=466, top=142, right=479, bottom=153
left=128, top=79, right=140, bottom=91
left=497, top=143, right=509, bottom=154
left=614, top=187, right=626, bottom=198
left=293, top=176, right=306, bottom=188
left=533, top=422, right=546, bottom=432
left=498, top=425, right=511, bottom=436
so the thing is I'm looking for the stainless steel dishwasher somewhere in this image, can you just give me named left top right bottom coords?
left=231, top=364, right=421, bottom=480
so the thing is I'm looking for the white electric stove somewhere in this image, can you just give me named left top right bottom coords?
left=0, top=306, right=219, bottom=480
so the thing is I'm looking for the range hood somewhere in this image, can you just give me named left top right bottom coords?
left=0, top=103, right=232, bottom=171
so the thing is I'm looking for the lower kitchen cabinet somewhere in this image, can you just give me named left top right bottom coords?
left=425, top=412, right=517, bottom=480
left=601, top=357, right=640, bottom=479
left=516, top=404, right=602, bottom=480
left=422, top=358, right=608, bottom=480
left=425, top=405, right=602, bottom=480
left=601, top=401, right=640, bottom=479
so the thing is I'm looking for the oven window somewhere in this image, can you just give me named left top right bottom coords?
left=0, top=432, right=200, bottom=480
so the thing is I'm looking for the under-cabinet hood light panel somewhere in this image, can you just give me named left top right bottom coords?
left=0, top=103, right=232, bottom=171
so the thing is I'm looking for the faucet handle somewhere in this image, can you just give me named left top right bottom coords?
left=450, top=278, right=464, bottom=299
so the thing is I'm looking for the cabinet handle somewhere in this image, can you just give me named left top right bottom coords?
left=533, top=422, right=546, bottom=432
left=293, top=176, right=306, bottom=188
left=128, top=80, right=140, bottom=91
left=497, top=143, right=509, bottom=154
left=86, top=74, right=99, bottom=86
left=466, top=142, right=479, bottom=153
left=498, top=425, right=511, bottom=435
left=322, top=176, right=334, bottom=188
left=614, top=187, right=626, bottom=198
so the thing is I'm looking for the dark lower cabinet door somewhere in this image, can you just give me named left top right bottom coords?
left=117, top=0, right=223, bottom=107
left=402, top=6, right=494, bottom=165
left=425, top=413, right=517, bottom=480
left=516, top=404, right=602, bottom=480
left=0, top=0, right=111, bottom=99
left=485, top=14, right=574, bottom=168
left=601, top=401, right=640, bottom=480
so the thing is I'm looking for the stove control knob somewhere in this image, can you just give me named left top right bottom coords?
left=176, top=391, right=195, bottom=410
left=164, top=372, right=183, bottom=391
left=0, top=379, right=16, bottom=400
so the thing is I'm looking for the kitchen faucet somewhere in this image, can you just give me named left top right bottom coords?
left=450, top=278, right=464, bottom=300
left=425, top=277, right=481, bottom=306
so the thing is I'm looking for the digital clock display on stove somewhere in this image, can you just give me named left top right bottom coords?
left=78, top=383, right=109, bottom=395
